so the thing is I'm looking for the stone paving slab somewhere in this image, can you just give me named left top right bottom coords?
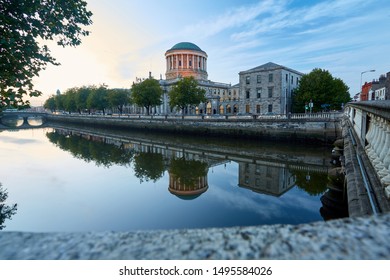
left=1, top=213, right=389, bottom=260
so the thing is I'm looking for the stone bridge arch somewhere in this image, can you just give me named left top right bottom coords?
left=0, top=112, right=47, bottom=128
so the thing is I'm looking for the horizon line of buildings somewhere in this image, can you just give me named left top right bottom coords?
left=129, top=42, right=304, bottom=115
left=355, top=72, right=390, bottom=101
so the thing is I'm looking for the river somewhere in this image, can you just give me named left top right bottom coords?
left=0, top=123, right=346, bottom=232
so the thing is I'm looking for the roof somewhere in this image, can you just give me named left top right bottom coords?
left=167, top=42, right=205, bottom=52
left=240, top=62, right=304, bottom=76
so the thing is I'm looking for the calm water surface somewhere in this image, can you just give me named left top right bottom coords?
left=0, top=125, right=336, bottom=232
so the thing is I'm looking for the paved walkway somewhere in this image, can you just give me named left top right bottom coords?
left=1, top=213, right=389, bottom=259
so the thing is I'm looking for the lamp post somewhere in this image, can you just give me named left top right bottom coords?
left=360, top=69, right=375, bottom=94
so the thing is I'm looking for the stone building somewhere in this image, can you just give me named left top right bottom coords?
left=238, top=162, right=296, bottom=196
left=238, top=62, right=303, bottom=115
left=158, top=42, right=234, bottom=115
left=133, top=42, right=304, bottom=115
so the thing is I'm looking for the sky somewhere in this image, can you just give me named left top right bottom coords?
left=32, top=0, right=390, bottom=106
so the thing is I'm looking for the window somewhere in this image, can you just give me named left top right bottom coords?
left=246, top=104, right=250, bottom=113
left=189, top=60, right=192, bottom=67
left=291, top=75, right=294, bottom=84
left=257, top=75, right=261, bottom=83
left=256, top=104, right=261, bottom=114
left=179, top=60, right=182, bottom=67
left=268, top=87, right=273, bottom=98
left=269, top=73, right=273, bottom=83
left=286, top=74, right=288, bottom=82
left=246, top=90, right=250, bottom=99
left=257, top=88, right=262, bottom=98
left=246, top=76, right=250, bottom=84
left=268, top=104, right=273, bottom=113
left=296, top=77, right=299, bottom=85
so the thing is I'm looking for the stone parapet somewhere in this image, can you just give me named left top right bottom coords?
left=1, top=213, right=389, bottom=259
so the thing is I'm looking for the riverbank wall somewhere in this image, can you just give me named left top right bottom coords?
left=46, top=114, right=342, bottom=144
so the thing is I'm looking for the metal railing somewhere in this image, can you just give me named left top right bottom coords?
left=49, top=111, right=343, bottom=121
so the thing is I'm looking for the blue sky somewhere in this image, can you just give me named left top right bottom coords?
left=33, top=0, right=390, bottom=105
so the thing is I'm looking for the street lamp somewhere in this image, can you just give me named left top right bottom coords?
left=360, top=69, right=375, bottom=94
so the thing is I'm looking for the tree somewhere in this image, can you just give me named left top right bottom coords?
left=44, top=95, right=57, bottom=112
left=292, top=68, right=351, bottom=113
left=55, top=94, right=65, bottom=112
left=63, top=87, right=78, bottom=113
left=0, top=0, right=93, bottom=110
left=108, top=88, right=130, bottom=114
left=75, top=86, right=91, bottom=113
left=0, top=183, right=17, bottom=230
left=87, top=85, right=109, bottom=114
left=133, top=152, right=165, bottom=183
left=169, top=76, right=206, bottom=114
left=130, top=78, right=162, bottom=115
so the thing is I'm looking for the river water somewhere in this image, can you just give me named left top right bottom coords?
left=0, top=123, right=342, bottom=232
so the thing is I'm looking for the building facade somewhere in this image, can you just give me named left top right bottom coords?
left=238, top=62, right=303, bottom=115
left=133, top=42, right=304, bottom=115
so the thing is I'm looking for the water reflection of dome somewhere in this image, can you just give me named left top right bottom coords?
left=168, top=172, right=208, bottom=200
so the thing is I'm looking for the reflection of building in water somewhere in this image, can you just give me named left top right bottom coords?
left=168, top=172, right=208, bottom=200
left=238, top=161, right=296, bottom=196
left=52, top=127, right=329, bottom=199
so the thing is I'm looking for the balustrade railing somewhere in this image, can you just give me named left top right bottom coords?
left=54, top=112, right=342, bottom=121
left=345, top=101, right=390, bottom=198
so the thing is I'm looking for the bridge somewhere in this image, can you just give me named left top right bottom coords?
left=0, top=111, right=48, bottom=128
left=344, top=100, right=390, bottom=216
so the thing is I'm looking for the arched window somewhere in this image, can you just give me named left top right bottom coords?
left=226, top=104, right=231, bottom=114
left=206, top=102, right=212, bottom=114
left=219, top=105, right=224, bottom=114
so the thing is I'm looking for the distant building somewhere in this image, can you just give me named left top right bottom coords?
left=130, top=42, right=304, bottom=115
left=157, top=42, right=232, bottom=115
left=360, top=82, right=372, bottom=101
left=238, top=62, right=303, bottom=114
left=361, top=72, right=390, bottom=101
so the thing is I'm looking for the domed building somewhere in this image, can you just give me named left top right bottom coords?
left=156, top=42, right=236, bottom=115
left=165, top=42, right=208, bottom=81
left=128, top=41, right=302, bottom=116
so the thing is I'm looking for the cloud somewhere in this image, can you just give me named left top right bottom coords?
left=182, top=0, right=281, bottom=38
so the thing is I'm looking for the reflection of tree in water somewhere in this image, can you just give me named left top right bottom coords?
left=291, top=169, right=328, bottom=196
left=169, top=158, right=208, bottom=187
left=46, top=131, right=134, bottom=167
left=0, top=183, right=18, bottom=231
left=133, top=152, right=165, bottom=183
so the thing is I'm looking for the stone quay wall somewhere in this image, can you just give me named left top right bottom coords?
left=46, top=113, right=342, bottom=144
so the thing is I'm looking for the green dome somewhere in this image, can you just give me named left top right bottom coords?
left=169, top=42, right=203, bottom=52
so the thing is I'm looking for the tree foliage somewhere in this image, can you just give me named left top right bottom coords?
left=0, top=183, right=18, bottom=230
left=0, top=0, right=93, bottom=110
left=86, top=85, right=109, bottom=114
left=168, top=76, right=206, bottom=114
left=107, top=88, right=130, bottom=114
left=292, top=68, right=351, bottom=113
left=133, top=152, right=165, bottom=183
left=43, top=85, right=129, bottom=114
left=130, top=78, right=163, bottom=115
